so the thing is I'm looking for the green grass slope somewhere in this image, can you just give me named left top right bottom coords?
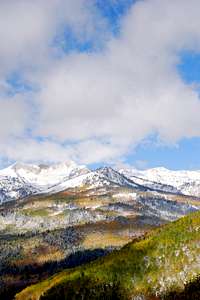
left=15, top=210, right=200, bottom=300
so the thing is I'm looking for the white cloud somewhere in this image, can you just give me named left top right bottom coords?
left=0, top=0, right=106, bottom=76
left=0, top=95, right=29, bottom=141
left=1, top=0, right=200, bottom=165
left=0, top=138, right=72, bottom=163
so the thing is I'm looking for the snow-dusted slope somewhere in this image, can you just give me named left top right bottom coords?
left=119, top=167, right=200, bottom=197
left=0, top=161, right=89, bottom=203
left=0, top=177, right=37, bottom=204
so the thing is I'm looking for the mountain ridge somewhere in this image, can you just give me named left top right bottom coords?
left=1, top=161, right=200, bottom=204
left=119, top=166, right=200, bottom=197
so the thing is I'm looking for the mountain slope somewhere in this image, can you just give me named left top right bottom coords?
left=0, top=176, right=38, bottom=204
left=48, top=167, right=146, bottom=194
left=1, top=161, right=200, bottom=205
left=15, top=210, right=200, bottom=300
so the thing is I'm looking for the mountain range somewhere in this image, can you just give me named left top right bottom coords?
left=1, top=161, right=200, bottom=205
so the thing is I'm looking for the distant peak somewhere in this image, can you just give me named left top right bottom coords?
left=1, top=160, right=86, bottom=178
left=97, top=166, right=116, bottom=174
left=54, top=161, right=78, bottom=168
left=9, top=160, right=78, bottom=170
left=150, top=167, right=169, bottom=172
left=38, top=164, right=50, bottom=169
left=10, top=162, right=38, bottom=170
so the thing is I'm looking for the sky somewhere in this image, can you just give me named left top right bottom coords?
left=1, top=0, right=200, bottom=170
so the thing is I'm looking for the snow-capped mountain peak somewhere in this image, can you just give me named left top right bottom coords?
left=0, top=161, right=89, bottom=184
left=47, top=166, right=142, bottom=194
left=0, top=161, right=89, bottom=204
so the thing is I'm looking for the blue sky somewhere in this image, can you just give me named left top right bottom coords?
left=178, top=52, right=200, bottom=85
left=1, top=0, right=200, bottom=170
left=125, top=137, right=200, bottom=170
left=95, top=0, right=134, bottom=35
left=55, top=0, right=135, bottom=53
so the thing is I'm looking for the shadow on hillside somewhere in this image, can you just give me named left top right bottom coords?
left=39, top=274, right=200, bottom=300
left=0, top=248, right=112, bottom=300
left=164, top=275, right=200, bottom=300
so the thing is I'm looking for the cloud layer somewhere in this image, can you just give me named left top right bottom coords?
left=1, top=0, right=200, bottom=165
